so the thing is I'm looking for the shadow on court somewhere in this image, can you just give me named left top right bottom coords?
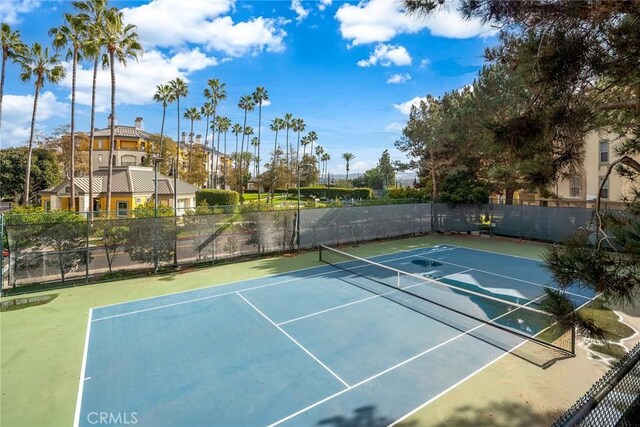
left=408, top=401, right=563, bottom=427
left=318, top=405, right=418, bottom=427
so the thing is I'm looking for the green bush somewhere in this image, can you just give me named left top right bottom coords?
left=196, top=189, right=239, bottom=206
left=350, top=188, right=373, bottom=199
left=287, top=187, right=373, bottom=200
left=388, top=187, right=430, bottom=201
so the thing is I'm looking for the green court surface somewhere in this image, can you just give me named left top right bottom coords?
left=0, top=235, right=548, bottom=427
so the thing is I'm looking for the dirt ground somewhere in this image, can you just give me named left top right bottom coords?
left=400, top=308, right=640, bottom=427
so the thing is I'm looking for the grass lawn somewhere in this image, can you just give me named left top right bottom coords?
left=0, top=234, right=633, bottom=426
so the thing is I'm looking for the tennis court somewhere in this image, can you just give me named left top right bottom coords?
left=75, top=244, right=595, bottom=427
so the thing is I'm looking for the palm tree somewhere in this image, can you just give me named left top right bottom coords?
left=315, top=145, right=324, bottom=184
left=50, top=13, right=88, bottom=211
left=183, top=107, right=201, bottom=172
left=1, top=24, right=27, bottom=135
left=169, top=77, right=188, bottom=177
left=231, top=123, right=243, bottom=167
left=103, top=7, right=142, bottom=215
left=200, top=102, right=214, bottom=185
left=250, top=136, right=259, bottom=176
left=19, top=43, right=66, bottom=205
left=75, top=0, right=108, bottom=219
left=307, top=130, right=318, bottom=155
left=204, top=78, right=227, bottom=188
left=238, top=95, right=255, bottom=201
left=283, top=113, right=293, bottom=166
left=321, top=152, right=331, bottom=183
left=300, top=135, right=309, bottom=156
left=342, top=152, right=355, bottom=183
left=153, top=84, right=174, bottom=155
left=269, top=117, right=285, bottom=202
left=243, top=126, right=254, bottom=172
left=291, top=119, right=305, bottom=187
left=215, top=116, right=230, bottom=188
left=252, top=86, right=268, bottom=200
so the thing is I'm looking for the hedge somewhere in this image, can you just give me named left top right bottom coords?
left=196, top=189, right=239, bottom=206
left=388, top=187, right=431, bottom=201
left=287, top=187, right=373, bottom=200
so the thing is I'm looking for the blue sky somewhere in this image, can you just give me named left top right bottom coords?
left=1, top=0, right=497, bottom=174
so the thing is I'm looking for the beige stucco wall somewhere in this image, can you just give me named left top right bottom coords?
left=555, top=130, right=638, bottom=203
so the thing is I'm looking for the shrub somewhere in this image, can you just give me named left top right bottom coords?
left=196, top=189, right=239, bottom=206
left=388, top=187, right=430, bottom=201
left=287, top=187, right=373, bottom=200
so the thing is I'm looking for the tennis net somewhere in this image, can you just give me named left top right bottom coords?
left=319, top=245, right=575, bottom=355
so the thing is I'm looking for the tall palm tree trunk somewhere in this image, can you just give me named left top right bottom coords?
left=271, top=132, right=279, bottom=204
left=257, top=103, right=262, bottom=201
left=157, top=103, right=166, bottom=209
left=223, top=131, right=227, bottom=189
left=88, top=57, right=98, bottom=220
left=239, top=110, right=248, bottom=202
left=211, top=109, right=220, bottom=188
left=175, top=97, right=180, bottom=213
left=188, top=119, right=194, bottom=172
left=69, top=48, right=77, bottom=212
left=23, top=81, right=41, bottom=205
left=203, top=112, right=210, bottom=186
left=105, top=51, right=116, bottom=217
left=215, top=129, right=221, bottom=189
left=0, top=52, right=7, bottom=135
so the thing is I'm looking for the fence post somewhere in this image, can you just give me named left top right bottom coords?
left=85, top=212, right=90, bottom=284
left=0, top=213, right=4, bottom=295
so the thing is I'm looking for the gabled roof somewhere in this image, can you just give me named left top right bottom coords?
left=93, top=125, right=153, bottom=140
left=41, top=166, right=198, bottom=195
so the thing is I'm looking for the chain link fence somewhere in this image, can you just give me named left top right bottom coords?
left=0, top=202, right=622, bottom=292
left=553, top=341, right=640, bottom=426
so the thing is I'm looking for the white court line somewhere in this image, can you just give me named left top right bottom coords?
left=236, top=292, right=350, bottom=389
left=446, top=243, right=541, bottom=261
left=276, top=268, right=474, bottom=326
left=416, top=253, right=592, bottom=300
left=268, top=292, right=547, bottom=427
left=91, top=269, right=341, bottom=322
left=90, top=246, right=432, bottom=312
left=390, top=290, right=600, bottom=426
left=73, top=308, right=93, bottom=427
left=91, top=252, right=431, bottom=322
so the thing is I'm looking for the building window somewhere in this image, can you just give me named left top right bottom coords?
left=45, top=200, right=51, bottom=212
left=141, top=142, right=146, bottom=151
left=98, top=140, right=104, bottom=149
left=569, top=176, right=582, bottom=197
left=65, top=186, right=71, bottom=194
left=121, top=154, right=136, bottom=166
left=599, top=176, right=609, bottom=199
left=98, top=154, right=103, bottom=163
left=599, top=140, right=609, bottom=163
left=117, top=201, right=128, bottom=217
left=136, top=198, right=141, bottom=204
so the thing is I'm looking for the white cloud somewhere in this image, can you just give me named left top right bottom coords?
left=122, top=0, right=287, bottom=57
left=0, top=91, right=68, bottom=147
left=335, top=0, right=495, bottom=46
left=291, top=0, right=309, bottom=22
left=61, top=48, right=218, bottom=113
left=385, top=122, right=405, bottom=132
left=357, top=44, right=411, bottom=67
left=387, top=73, right=411, bottom=84
left=0, top=0, right=40, bottom=25
left=393, top=96, right=428, bottom=115
left=318, top=0, right=333, bottom=11
left=419, top=58, right=431, bottom=68
left=169, top=48, right=218, bottom=73
left=261, top=99, right=272, bottom=107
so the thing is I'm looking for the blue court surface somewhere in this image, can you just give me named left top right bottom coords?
left=74, top=244, right=595, bottom=427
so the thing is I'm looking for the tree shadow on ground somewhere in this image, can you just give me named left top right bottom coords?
left=404, top=400, right=564, bottom=427
left=318, top=405, right=417, bottom=427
